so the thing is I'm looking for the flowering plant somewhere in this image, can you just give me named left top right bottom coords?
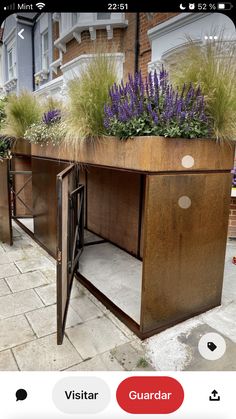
left=232, top=167, right=236, bottom=188
left=42, top=109, right=61, bottom=125
left=24, top=109, right=64, bottom=145
left=104, top=67, right=210, bottom=140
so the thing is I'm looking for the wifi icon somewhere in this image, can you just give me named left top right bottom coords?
left=36, top=2, right=45, bottom=9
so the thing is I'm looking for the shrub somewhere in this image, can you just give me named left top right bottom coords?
left=104, top=67, right=209, bottom=140
left=65, top=54, right=117, bottom=143
left=24, top=109, right=65, bottom=145
left=2, top=91, right=42, bottom=138
left=0, top=136, right=15, bottom=160
left=169, top=32, right=236, bottom=142
left=0, top=97, right=7, bottom=130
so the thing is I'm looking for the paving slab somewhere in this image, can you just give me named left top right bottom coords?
left=1, top=237, right=34, bottom=252
left=0, top=289, right=44, bottom=319
left=5, top=271, right=48, bottom=293
left=39, top=267, right=56, bottom=284
left=15, top=256, right=54, bottom=273
left=0, top=263, right=19, bottom=279
left=111, top=342, right=154, bottom=371
left=13, top=334, right=82, bottom=371
left=65, top=352, right=124, bottom=371
left=105, top=312, right=136, bottom=339
left=0, top=315, right=35, bottom=351
left=0, top=253, right=11, bottom=265
left=0, top=279, right=11, bottom=297
left=6, top=249, right=26, bottom=262
left=0, top=350, right=19, bottom=371
left=69, top=294, right=104, bottom=322
left=35, top=282, right=80, bottom=306
left=23, top=248, right=49, bottom=259
left=66, top=316, right=129, bottom=359
left=26, top=304, right=82, bottom=338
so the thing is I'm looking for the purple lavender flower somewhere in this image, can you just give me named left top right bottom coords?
left=43, top=109, right=61, bottom=125
left=103, top=66, right=209, bottom=139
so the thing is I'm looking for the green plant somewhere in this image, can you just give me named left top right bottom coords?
left=136, top=357, right=149, bottom=368
left=0, top=136, right=15, bottom=160
left=24, top=122, right=65, bottom=145
left=65, top=54, right=117, bottom=143
left=42, top=97, right=63, bottom=113
left=2, top=91, right=42, bottom=138
left=0, top=97, right=7, bottom=130
left=24, top=109, right=65, bottom=145
left=104, top=68, right=209, bottom=140
left=169, top=31, right=236, bottom=141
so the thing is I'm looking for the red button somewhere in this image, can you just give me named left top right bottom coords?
left=116, top=376, right=184, bottom=414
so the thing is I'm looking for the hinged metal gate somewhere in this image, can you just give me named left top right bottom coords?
left=56, top=164, right=84, bottom=344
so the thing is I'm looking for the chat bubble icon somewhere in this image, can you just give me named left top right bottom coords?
left=16, top=389, right=27, bottom=402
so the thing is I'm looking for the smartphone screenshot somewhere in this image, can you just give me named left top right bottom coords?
left=0, top=1, right=235, bottom=417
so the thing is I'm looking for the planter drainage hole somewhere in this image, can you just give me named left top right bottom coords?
left=181, top=155, right=194, bottom=168
left=178, top=196, right=191, bottom=209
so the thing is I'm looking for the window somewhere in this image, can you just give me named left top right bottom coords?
left=42, top=31, right=49, bottom=71
left=7, top=46, right=15, bottom=80
left=97, top=13, right=111, bottom=20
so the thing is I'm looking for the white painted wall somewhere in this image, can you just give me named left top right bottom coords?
left=148, top=13, right=236, bottom=69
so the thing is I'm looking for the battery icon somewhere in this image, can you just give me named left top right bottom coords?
left=217, top=2, right=233, bottom=9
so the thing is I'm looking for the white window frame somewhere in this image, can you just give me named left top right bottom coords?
left=41, top=30, right=49, bottom=72
left=7, top=39, right=16, bottom=81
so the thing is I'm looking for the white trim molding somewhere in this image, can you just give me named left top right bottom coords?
left=50, top=57, right=62, bottom=75
left=148, top=13, right=211, bottom=41
left=4, top=77, right=17, bottom=92
left=60, top=53, right=125, bottom=83
left=34, top=75, right=63, bottom=99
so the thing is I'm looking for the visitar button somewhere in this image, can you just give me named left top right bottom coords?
left=116, top=376, right=184, bottom=414
left=52, top=377, right=110, bottom=414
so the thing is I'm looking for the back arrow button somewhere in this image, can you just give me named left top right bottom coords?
left=18, top=29, right=24, bottom=39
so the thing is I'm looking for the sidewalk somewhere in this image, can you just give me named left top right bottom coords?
left=0, top=222, right=235, bottom=371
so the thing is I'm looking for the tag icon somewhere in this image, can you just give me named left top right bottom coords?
left=207, top=342, right=217, bottom=352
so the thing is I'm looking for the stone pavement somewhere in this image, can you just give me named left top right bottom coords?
left=0, top=223, right=152, bottom=371
left=0, top=222, right=235, bottom=371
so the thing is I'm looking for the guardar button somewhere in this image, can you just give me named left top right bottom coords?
left=116, top=376, right=184, bottom=414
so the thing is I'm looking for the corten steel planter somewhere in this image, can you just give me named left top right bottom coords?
left=31, top=136, right=234, bottom=172
left=16, top=136, right=235, bottom=338
left=12, top=138, right=31, bottom=156
left=0, top=159, right=13, bottom=245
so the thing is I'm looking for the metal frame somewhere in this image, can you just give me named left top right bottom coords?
left=68, top=184, right=85, bottom=280
left=57, top=164, right=85, bottom=344
left=10, top=170, right=33, bottom=217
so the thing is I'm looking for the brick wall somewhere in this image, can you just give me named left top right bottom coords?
left=51, top=16, right=136, bottom=82
left=228, top=197, right=236, bottom=238
left=51, top=13, right=179, bottom=82
left=52, top=22, right=62, bottom=78
left=62, top=28, right=123, bottom=65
